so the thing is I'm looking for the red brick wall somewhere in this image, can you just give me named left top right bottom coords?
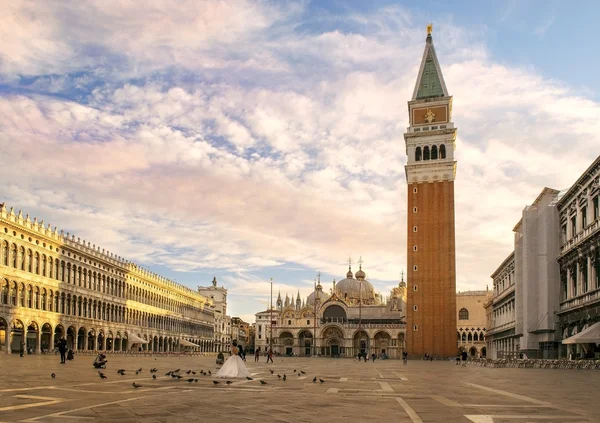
left=406, top=180, right=457, bottom=358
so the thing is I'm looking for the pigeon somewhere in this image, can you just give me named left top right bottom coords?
left=313, top=377, right=317, bottom=383
left=208, top=370, right=211, bottom=375
left=187, top=378, right=194, bottom=383
left=135, top=370, right=140, bottom=375
left=213, top=381, right=220, bottom=385
left=175, top=375, right=183, bottom=379
left=194, top=379, right=198, bottom=382
left=269, top=369, right=274, bottom=374
left=283, top=374, right=287, bottom=381
left=117, top=369, right=126, bottom=376
left=137, top=368, right=142, bottom=372
left=173, top=368, right=180, bottom=373
left=152, top=375, right=157, bottom=380
left=99, top=372, right=107, bottom=379
left=246, top=376, right=253, bottom=380
left=277, top=374, right=281, bottom=379
left=165, top=371, right=172, bottom=376
left=319, top=379, right=325, bottom=384
left=297, top=373, right=301, bottom=377
left=260, top=380, right=267, bottom=385
left=293, top=369, right=296, bottom=373
left=51, top=373, right=56, bottom=379
left=186, top=370, right=191, bottom=374
left=226, top=381, right=233, bottom=385
left=300, top=371, right=306, bottom=374
left=191, top=371, right=196, bottom=375
left=132, top=382, right=142, bottom=388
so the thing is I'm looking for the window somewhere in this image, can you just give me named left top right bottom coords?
left=413, top=265, right=418, bottom=271
left=413, top=305, right=418, bottom=311
left=288, top=320, right=291, bottom=325
left=413, top=245, right=418, bottom=251
left=413, top=187, right=418, bottom=193
left=582, top=264, right=588, bottom=293
left=431, top=145, right=438, bottom=159
left=423, top=146, right=430, bottom=160
left=582, top=206, right=587, bottom=228
left=413, top=285, right=418, bottom=291
left=594, top=196, right=599, bottom=220
left=572, top=268, right=578, bottom=297
left=440, top=144, right=446, bottom=159
left=413, top=226, right=418, bottom=232
left=307, top=320, right=310, bottom=325
left=413, top=325, right=418, bottom=331
left=571, top=216, right=577, bottom=237
left=258, top=335, right=262, bottom=339
left=459, top=308, right=469, bottom=320
left=415, top=147, right=422, bottom=161
left=413, top=207, right=417, bottom=213
left=561, top=225, right=567, bottom=244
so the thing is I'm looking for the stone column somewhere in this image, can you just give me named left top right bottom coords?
left=49, top=331, right=55, bottom=354
left=36, top=331, right=42, bottom=354
left=6, top=331, right=13, bottom=354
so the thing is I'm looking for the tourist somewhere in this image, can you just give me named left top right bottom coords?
left=215, top=340, right=252, bottom=378
left=402, top=351, right=408, bottom=365
left=456, top=353, right=461, bottom=365
left=254, top=347, right=260, bottom=362
left=216, top=351, right=225, bottom=365
left=19, top=340, right=25, bottom=357
left=67, top=349, right=74, bottom=361
left=58, top=337, right=67, bottom=364
left=266, top=348, right=274, bottom=363
left=461, top=350, right=468, bottom=367
left=93, top=353, right=107, bottom=369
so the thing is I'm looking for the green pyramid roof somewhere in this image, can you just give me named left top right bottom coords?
left=412, top=34, right=449, bottom=100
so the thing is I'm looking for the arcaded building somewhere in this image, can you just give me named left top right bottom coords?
left=404, top=26, right=458, bottom=358
left=0, top=204, right=215, bottom=354
left=456, top=290, right=492, bottom=358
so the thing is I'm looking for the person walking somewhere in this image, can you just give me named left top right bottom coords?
left=58, top=337, right=67, bottom=364
left=461, top=350, right=468, bottom=367
left=266, top=348, right=273, bottom=364
left=254, top=347, right=260, bottom=362
left=19, top=340, right=25, bottom=357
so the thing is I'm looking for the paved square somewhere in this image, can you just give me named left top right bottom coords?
left=0, top=355, right=598, bottom=422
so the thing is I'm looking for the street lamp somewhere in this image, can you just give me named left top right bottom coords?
left=269, top=278, right=273, bottom=353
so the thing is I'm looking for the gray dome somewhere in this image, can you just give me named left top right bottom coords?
left=335, top=277, right=376, bottom=302
left=307, top=287, right=329, bottom=305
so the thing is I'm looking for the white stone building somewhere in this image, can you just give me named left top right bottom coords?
left=0, top=204, right=215, bottom=354
left=198, top=277, right=230, bottom=352
left=486, top=188, right=562, bottom=359
left=557, top=156, right=600, bottom=359
left=254, top=308, right=279, bottom=354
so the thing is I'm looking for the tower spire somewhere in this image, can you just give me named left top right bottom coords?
left=412, top=23, right=448, bottom=101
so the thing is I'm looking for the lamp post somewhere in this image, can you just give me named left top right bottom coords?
left=269, top=278, right=273, bottom=352
left=313, top=275, right=318, bottom=357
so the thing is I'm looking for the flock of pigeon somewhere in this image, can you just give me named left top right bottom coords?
left=51, top=366, right=325, bottom=388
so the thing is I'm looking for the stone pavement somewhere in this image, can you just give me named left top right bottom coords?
left=0, top=354, right=598, bottom=422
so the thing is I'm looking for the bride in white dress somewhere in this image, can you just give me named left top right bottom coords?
left=216, top=341, right=252, bottom=379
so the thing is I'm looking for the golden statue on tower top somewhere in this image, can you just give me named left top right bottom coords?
left=427, top=23, right=433, bottom=35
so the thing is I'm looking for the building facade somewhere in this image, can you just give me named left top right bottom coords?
left=0, top=204, right=215, bottom=354
left=257, top=265, right=407, bottom=358
left=405, top=26, right=458, bottom=358
left=231, top=317, right=249, bottom=347
left=198, top=277, right=230, bottom=352
left=557, top=156, right=600, bottom=359
left=457, top=290, right=492, bottom=358
left=486, top=188, right=562, bottom=359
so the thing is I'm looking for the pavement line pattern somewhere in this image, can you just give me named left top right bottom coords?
left=394, top=373, right=409, bottom=381
left=376, top=371, right=385, bottom=378
left=465, top=415, right=590, bottom=422
left=431, top=395, right=461, bottom=407
left=395, top=397, right=423, bottom=423
left=463, top=383, right=551, bottom=405
left=0, top=396, right=66, bottom=413
left=326, top=388, right=340, bottom=394
left=339, top=377, right=348, bottom=382
left=378, top=381, right=394, bottom=392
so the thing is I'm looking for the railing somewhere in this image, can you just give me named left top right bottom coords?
left=561, top=219, right=599, bottom=253
left=560, top=288, right=600, bottom=311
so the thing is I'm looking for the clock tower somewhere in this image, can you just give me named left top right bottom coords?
left=404, top=25, right=457, bottom=358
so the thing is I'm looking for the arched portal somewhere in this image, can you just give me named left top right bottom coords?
left=54, top=324, right=65, bottom=350
left=323, top=305, right=347, bottom=324
left=66, top=326, right=76, bottom=350
left=373, top=331, right=391, bottom=356
left=106, top=331, right=114, bottom=351
left=469, top=347, right=477, bottom=357
left=0, top=317, right=8, bottom=352
left=353, top=330, right=370, bottom=356
left=279, top=332, right=294, bottom=356
left=97, top=330, right=105, bottom=350
left=11, top=319, right=25, bottom=353
left=481, top=346, right=487, bottom=358
left=87, top=329, right=96, bottom=351
left=26, top=321, right=39, bottom=353
left=41, top=323, right=52, bottom=352
left=77, top=327, right=86, bottom=351
left=321, top=326, right=344, bottom=357
left=298, top=330, right=313, bottom=356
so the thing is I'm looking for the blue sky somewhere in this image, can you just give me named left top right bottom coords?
left=1, top=0, right=599, bottom=323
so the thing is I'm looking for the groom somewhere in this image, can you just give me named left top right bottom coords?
left=235, top=340, right=246, bottom=362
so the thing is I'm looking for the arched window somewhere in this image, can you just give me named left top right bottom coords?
left=10, top=282, right=17, bottom=305
left=467, top=332, right=472, bottom=342
left=473, top=332, right=479, bottom=342
left=2, top=241, right=8, bottom=266
left=415, top=147, right=422, bottom=161
left=431, top=145, right=438, bottom=159
left=42, top=289, right=47, bottom=311
left=459, top=308, right=469, bottom=320
left=440, top=144, right=446, bottom=159
left=11, top=244, right=17, bottom=268
left=19, top=246, right=25, bottom=270
left=1, top=279, right=8, bottom=304
left=423, top=146, right=430, bottom=160
left=461, top=332, right=466, bottom=341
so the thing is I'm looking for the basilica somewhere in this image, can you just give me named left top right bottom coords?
left=255, top=263, right=407, bottom=359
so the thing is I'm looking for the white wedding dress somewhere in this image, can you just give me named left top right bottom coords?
left=216, top=349, right=252, bottom=379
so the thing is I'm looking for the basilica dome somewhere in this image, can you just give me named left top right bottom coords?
left=307, top=283, right=329, bottom=305
left=335, top=276, right=376, bottom=303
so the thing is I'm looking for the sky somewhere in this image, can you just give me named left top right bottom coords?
left=1, top=0, right=599, bottom=324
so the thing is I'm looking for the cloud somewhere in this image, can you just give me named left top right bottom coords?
left=534, top=17, right=555, bottom=36
left=1, top=3, right=599, bottom=321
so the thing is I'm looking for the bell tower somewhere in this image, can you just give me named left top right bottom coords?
left=404, top=24, right=457, bottom=358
